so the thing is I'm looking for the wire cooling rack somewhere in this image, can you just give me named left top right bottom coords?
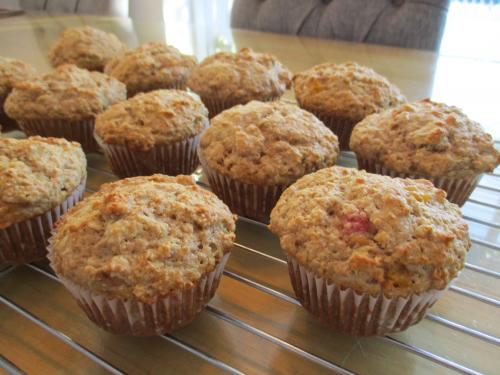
left=1, top=131, right=499, bottom=374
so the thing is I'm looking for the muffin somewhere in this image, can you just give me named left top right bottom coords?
left=350, top=99, right=500, bottom=206
left=0, top=57, right=36, bottom=131
left=187, top=48, right=292, bottom=117
left=104, top=42, right=196, bottom=97
left=293, top=62, right=406, bottom=150
left=49, top=26, right=127, bottom=72
left=94, top=89, right=208, bottom=177
left=198, top=100, right=339, bottom=221
left=4, top=64, right=126, bottom=152
left=48, top=174, right=236, bottom=336
left=269, top=166, right=470, bottom=336
left=0, top=136, right=86, bottom=264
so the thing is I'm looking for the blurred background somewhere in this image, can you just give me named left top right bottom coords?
left=0, top=0, right=500, bottom=56
left=0, top=0, right=498, bottom=58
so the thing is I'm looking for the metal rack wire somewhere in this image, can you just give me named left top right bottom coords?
left=1, top=139, right=499, bottom=374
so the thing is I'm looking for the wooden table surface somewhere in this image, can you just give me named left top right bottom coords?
left=0, top=14, right=499, bottom=375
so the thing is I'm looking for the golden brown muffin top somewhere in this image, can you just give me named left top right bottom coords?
left=49, top=26, right=127, bottom=72
left=4, top=64, right=126, bottom=121
left=95, top=90, right=208, bottom=151
left=104, top=42, right=196, bottom=96
left=293, top=62, right=406, bottom=121
left=0, top=56, right=36, bottom=104
left=187, top=48, right=292, bottom=103
left=270, top=167, right=470, bottom=296
left=0, top=136, right=87, bottom=228
left=350, top=99, right=500, bottom=179
left=199, top=100, right=339, bottom=186
left=49, top=174, right=236, bottom=303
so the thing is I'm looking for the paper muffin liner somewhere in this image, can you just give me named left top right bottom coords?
left=287, top=256, right=445, bottom=336
left=199, top=152, right=285, bottom=222
left=0, top=106, right=19, bottom=132
left=95, top=134, right=202, bottom=178
left=0, top=180, right=86, bottom=265
left=200, top=95, right=281, bottom=119
left=55, top=252, right=230, bottom=336
left=18, top=118, right=98, bottom=153
left=127, top=80, right=187, bottom=98
left=356, top=157, right=481, bottom=206
left=312, top=113, right=356, bottom=151
left=295, top=99, right=356, bottom=151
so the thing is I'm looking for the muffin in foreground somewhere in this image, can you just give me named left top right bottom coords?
left=95, top=89, right=208, bottom=177
left=350, top=99, right=500, bottom=206
left=4, top=64, right=126, bottom=152
left=49, top=26, right=126, bottom=71
left=269, top=166, right=470, bottom=336
left=104, top=42, right=196, bottom=97
left=0, top=56, right=36, bottom=131
left=49, top=174, right=236, bottom=336
left=0, top=136, right=86, bottom=264
left=188, top=48, right=292, bottom=117
left=198, top=100, right=339, bottom=221
left=293, top=62, right=406, bottom=150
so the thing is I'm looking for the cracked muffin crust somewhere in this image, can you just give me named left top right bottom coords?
left=49, top=26, right=126, bottom=71
left=0, top=56, right=36, bottom=105
left=49, top=174, right=236, bottom=304
left=4, top=64, right=126, bottom=121
left=269, top=166, right=470, bottom=296
left=187, top=47, right=292, bottom=103
left=95, top=89, right=208, bottom=152
left=293, top=61, right=406, bottom=122
left=350, top=99, right=500, bottom=179
left=0, top=136, right=86, bottom=228
left=104, top=42, right=196, bottom=96
left=199, top=100, right=339, bottom=186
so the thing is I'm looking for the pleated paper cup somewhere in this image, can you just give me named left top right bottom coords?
left=199, top=152, right=285, bottom=222
left=18, top=118, right=98, bottom=153
left=96, top=134, right=202, bottom=178
left=314, top=114, right=356, bottom=151
left=200, top=95, right=281, bottom=119
left=54, top=252, right=230, bottom=336
left=0, top=106, right=19, bottom=132
left=295, top=99, right=356, bottom=151
left=287, top=256, right=445, bottom=336
left=356, top=157, right=481, bottom=206
left=0, top=180, right=86, bottom=265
